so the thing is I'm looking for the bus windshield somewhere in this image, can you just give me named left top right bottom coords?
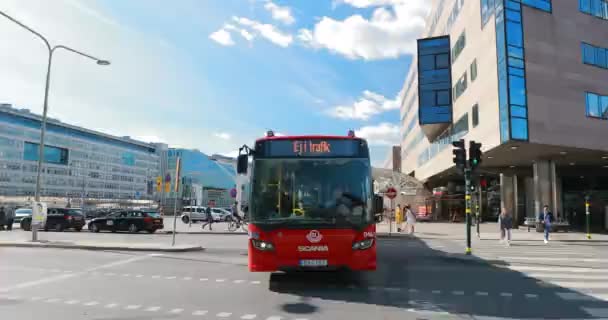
left=250, top=158, right=372, bottom=228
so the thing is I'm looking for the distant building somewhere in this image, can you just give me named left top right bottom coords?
left=0, top=104, right=160, bottom=204
left=381, top=146, right=402, bottom=173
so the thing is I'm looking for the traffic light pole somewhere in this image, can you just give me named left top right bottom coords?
left=465, top=168, right=472, bottom=255
left=585, top=196, right=591, bottom=240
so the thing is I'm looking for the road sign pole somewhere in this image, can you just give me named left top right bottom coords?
left=465, top=168, right=472, bottom=255
left=585, top=196, right=591, bottom=240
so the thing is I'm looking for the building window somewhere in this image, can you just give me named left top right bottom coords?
left=586, top=92, right=608, bottom=119
left=23, top=142, right=69, bottom=165
left=580, top=0, right=608, bottom=20
left=470, top=59, right=478, bottom=82
left=472, top=104, right=479, bottom=127
left=418, top=36, right=453, bottom=125
left=522, top=0, right=552, bottom=12
left=453, top=72, right=468, bottom=101
left=452, top=31, right=466, bottom=64
left=480, top=0, right=496, bottom=27
left=582, top=42, right=608, bottom=69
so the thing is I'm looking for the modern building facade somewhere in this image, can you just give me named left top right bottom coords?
left=0, top=104, right=161, bottom=203
left=399, top=0, right=608, bottom=229
left=165, top=148, right=236, bottom=209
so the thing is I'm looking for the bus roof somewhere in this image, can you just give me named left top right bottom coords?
left=255, top=135, right=365, bottom=143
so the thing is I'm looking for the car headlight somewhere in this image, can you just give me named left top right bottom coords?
left=352, top=238, right=374, bottom=250
left=251, top=239, right=275, bottom=251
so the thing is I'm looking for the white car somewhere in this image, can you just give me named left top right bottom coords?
left=211, top=208, right=232, bottom=222
left=14, top=208, right=32, bottom=223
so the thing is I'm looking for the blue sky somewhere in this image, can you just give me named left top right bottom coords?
left=0, top=0, right=429, bottom=165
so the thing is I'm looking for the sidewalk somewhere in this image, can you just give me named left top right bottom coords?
left=0, top=239, right=203, bottom=252
left=376, top=221, right=608, bottom=242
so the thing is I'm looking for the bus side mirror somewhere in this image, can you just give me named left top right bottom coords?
left=237, top=154, right=248, bottom=174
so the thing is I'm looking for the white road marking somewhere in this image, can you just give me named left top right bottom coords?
left=476, top=291, right=489, bottom=296
left=165, top=276, right=176, bottom=280
left=152, top=275, right=161, bottom=279
left=548, top=281, right=608, bottom=289
left=169, top=308, right=184, bottom=314
left=30, top=296, right=43, bottom=301
left=525, top=294, right=539, bottom=299
left=266, top=317, right=282, bottom=320
left=234, top=280, right=245, bottom=284
left=408, top=288, right=418, bottom=293
left=556, top=292, right=597, bottom=301
left=136, top=274, right=144, bottom=278
left=216, top=279, right=226, bottom=282
left=193, top=310, right=208, bottom=316
left=104, top=303, right=119, bottom=308
left=241, top=314, right=257, bottom=319
left=84, top=301, right=99, bottom=306
left=145, top=306, right=161, bottom=312
left=50, top=269, right=61, bottom=272
left=452, top=291, right=465, bottom=296
left=217, top=312, right=232, bottom=317
left=125, top=305, right=141, bottom=310
left=65, top=300, right=80, bottom=305
left=63, top=270, right=73, bottom=273
left=432, top=290, right=441, bottom=294
left=507, top=266, right=608, bottom=273
left=385, top=287, right=401, bottom=292
left=528, top=273, right=608, bottom=280
left=500, top=256, right=608, bottom=263
left=183, top=277, right=192, bottom=280
left=105, top=272, right=115, bottom=276
left=45, top=298, right=60, bottom=303
left=582, top=307, right=608, bottom=318
left=200, top=278, right=209, bottom=281
left=121, top=274, right=131, bottom=277
left=500, top=292, right=513, bottom=297
left=251, top=281, right=261, bottom=284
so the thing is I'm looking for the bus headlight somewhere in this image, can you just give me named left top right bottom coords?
left=251, top=239, right=275, bottom=251
left=352, top=238, right=374, bottom=250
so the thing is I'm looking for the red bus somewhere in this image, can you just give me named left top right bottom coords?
left=236, top=131, right=383, bottom=272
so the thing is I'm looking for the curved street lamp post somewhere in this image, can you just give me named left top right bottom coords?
left=0, top=10, right=110, bottom=241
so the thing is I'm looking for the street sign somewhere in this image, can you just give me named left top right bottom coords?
left=230, top=188, right=237, bottom=198
left=386, top=187, right=397, bottom=199
left=32, top=202, right=47, bottom=226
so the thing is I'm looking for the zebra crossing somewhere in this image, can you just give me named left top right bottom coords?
left=421, top=237, right=608, bottom=318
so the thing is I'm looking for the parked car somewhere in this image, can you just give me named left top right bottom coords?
left=14, top=208, right=32, bottom=223
left=88, top=210, right=163, bottom=233
left=21, top=208, right=86, bottom=232
left=212, top=208, right=232, bottom=221
left=180, top=206, right=210, bottom=223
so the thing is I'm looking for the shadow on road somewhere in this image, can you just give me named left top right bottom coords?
left=268, top=237, right=608, bottom=319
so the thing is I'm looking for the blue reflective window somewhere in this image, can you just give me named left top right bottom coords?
left=586, top=92, right=600, bottom=117
left=580, top=0, right=608, bottom=20
left=511, top=105, right=527, bottom=118
left=122, top=152, right=135, bottom=166
left=522, top=0, right=552, bottom=12
left=506, top=9, right=522, bottom=22
left=506, top=21, right=523, bottom=47
left=436, top=54, right=450, bottom=69
left=597, top=47, right=607, bottom=68
left=582, top=43, right=596, bottom=64
left=506, top=1, right=521, bottom=11
left=508, top=45, right=524, bottom=59
left=437, top=90, right=451, bottom=105
left=580, top=0, right=591, bottom=12
left=509, top=75, right=527, bottom=106
left=510, top=117, right=528, bottom=140
left=508, top=57, right=525, bottom=68
left=508, top=66, right=525, bottom=77
left=24, top=142, right=68, bottom=165
left=420, top=55, right=436, bottom=71
left=601, top=96, right=608, bottom=118
left=582, top=42, right=608, bottom=69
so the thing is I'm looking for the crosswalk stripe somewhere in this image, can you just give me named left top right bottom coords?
left=193, top=310, right=208, bottom=316
left=241, top=314, right=256, bottom=319
left=527, top=273, right=608, bottom=280
left=499, top=256, right=608, bottom=263
left=505, top=265, right=608, bottom=273
left=169, top=308, right=183, bottom=314
left=145, top=306, right=161, bottom=312
left=548, top=281, right=608, bottom=289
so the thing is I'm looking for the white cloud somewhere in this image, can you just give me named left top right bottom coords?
left=209, top=28, right=235, bottom=46
left=221, top=150, right=240, bottom=158
left=327, top=90, right=400, bottom=120
left=339, top=0, right=408, bottom=8
left=355, top=123, right=399, bottom=146
left=214, top=132, right=232, bottom=140
left=264, top=1, right=295, bottom=25
left=240, top=29, right=255, bottom=41
left=301, top=1, right=430, bottom=60
left=233, top=17, right=293, bottom=47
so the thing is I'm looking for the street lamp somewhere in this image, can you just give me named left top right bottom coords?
left=0, top=10, right=110, bottom=241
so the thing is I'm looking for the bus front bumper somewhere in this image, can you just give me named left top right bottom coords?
left=249, top=247, right=377, bottom=272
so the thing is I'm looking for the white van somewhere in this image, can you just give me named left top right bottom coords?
left=180, top=206, right=208, bottom=224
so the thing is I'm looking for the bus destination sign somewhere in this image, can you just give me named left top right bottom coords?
left=262, top=139, right=364, bottom=158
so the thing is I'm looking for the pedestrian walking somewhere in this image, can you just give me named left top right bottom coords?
left=0, top=206, right=5, bottom=231
left=499, top=207, right=513, bottom=246
left=5, top=206, right=14, bottom=231
left=539, top=205, right=554, bottom=244
left=405, top=204, right=416, bottom=235
left=201, top=206, right=214, bottom=231
left=395, top=204, right=403, bottom=232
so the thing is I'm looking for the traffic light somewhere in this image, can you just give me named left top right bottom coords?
left=452, top=139, right=466, bottom=170
left=155, top=176, right=162, bottom=192
left=469, top=140, right=482, bottom=170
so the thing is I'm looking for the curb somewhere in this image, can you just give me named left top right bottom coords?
left=163, top=231, right=247, bottom=236
left=0, top=242, right=204, bottom=252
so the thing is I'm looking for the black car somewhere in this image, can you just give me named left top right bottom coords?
left=88, top=210, right=163, bottom=233
left=21, top=208, right=86, bottom=232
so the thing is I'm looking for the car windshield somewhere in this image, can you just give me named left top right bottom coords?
left=15, top=208, right=32, bottom=214
left=250, top=158, right=372, bottom=227
left=68, top=209, right=83, bottom=216
left=144, top=212, right=161, bottom=218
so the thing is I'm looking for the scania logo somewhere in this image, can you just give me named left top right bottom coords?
left=298, top=245, right=329, bottom=252
left=306, top=230, right=322, bottom=243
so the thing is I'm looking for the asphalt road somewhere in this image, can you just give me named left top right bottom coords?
left=1, top=235, right=608, bottom=319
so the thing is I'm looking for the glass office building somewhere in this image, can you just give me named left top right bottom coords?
left=0, top=104, right=161, bottom=201
left=398, top=0, right=608, bottom=230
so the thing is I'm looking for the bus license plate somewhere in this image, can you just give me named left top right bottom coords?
left=299, top=259, right=327, bottom=267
